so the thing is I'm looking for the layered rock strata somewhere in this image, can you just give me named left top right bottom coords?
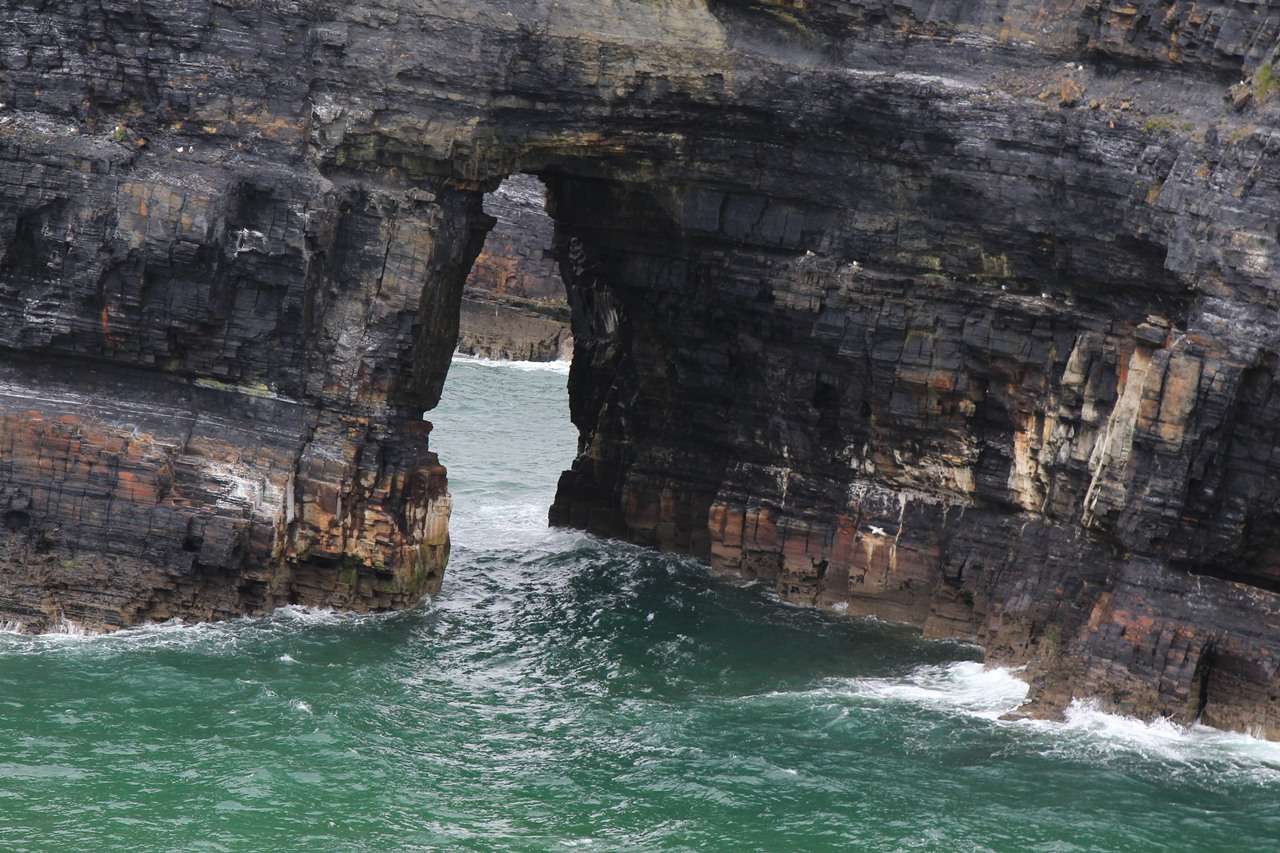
left=1, top=0, right=1279, bottom=735
left=459, top=175, right=571, bottom=362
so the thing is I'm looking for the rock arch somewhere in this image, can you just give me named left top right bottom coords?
left=2, top=0, right=1279, bottom=735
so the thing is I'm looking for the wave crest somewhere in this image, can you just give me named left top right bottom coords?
left=451, top=353, right=570, bottom=374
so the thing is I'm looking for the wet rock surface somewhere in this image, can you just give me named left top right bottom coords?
left=1, top=0, right=1279, bottom=734
left=459, top=175, right=571, bottom=362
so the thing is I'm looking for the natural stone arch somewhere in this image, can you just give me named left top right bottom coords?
left=1, top=0, right=1279, bottom=737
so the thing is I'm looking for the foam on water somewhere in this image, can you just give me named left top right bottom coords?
left=48, top=615, right=92, bottom=637
left=268, top=604, right=380, bottom=626
left=1025, top=699, right=1280, bottom=777
left=844, top=660, right=1031, bottom=719
left=858, top=666, right=1280, bottom=774
left=451, top=352, right=571, bottom=374
left=452, top=500, right=562, bottom=535
left=748, top=661, right=1023, bottom=714
left=0, top=614, right=97, bottom=638
left=0, top=604, right=412, bottom=661
left=0, top=616, right=234, bottom=659
left=758, top=659, right=1280, bottom=778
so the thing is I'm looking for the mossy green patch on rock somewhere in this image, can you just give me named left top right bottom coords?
left=1255, top=63, right=1277, bottom=103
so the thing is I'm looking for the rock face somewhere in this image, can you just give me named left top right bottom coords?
left=2, top=1, right=1280, bottom=735
left=458, top=175, right=571, bottom=362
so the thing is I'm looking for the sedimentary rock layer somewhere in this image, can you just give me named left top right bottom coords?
left=0, top=359, right=450, bottom=630
left=1, top=0, right=1279, bottom=734
left=459, top=175, right=571, bottom=362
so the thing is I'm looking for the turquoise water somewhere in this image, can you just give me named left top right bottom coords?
left=3, top=357, right=1279, bottom=851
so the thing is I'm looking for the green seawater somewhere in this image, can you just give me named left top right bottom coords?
left=2, top=358, right=1279, bottom=851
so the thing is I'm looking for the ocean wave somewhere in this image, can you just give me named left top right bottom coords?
left=267, top=604, right=359, bottom=626
left=845, top=661, right=1030, bottom=719
left=1025, top=699, right=1280, bottom=773
left=451, top=353, right=571, bottom=374
left=747, top=661, right=1027, bottom=719
left=756, top=660, right=1280, bottom=775
left=0, top=603, right=413, bottom=658
left=0, top=616, right=236, bottom=657
left=0, top=615, right=95, bottom=638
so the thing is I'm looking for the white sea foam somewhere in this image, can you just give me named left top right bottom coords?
left=750, top=660, right=1028, bottom=719
left=0, top=617, right=232, bottom=660
left=0, top=615, right=90, bottom=638
left=846, top=661, right=1030, bottom=719
left=269, top=605, right=346, bottom=625
left=0, top=604, right=399, bottom=659
left=777, top=661, right=1280, bottom=774
left=451, top=353, right=571, bottom=374
left=0, top=614, right=100, bottom=643
left=47, top=615, right=92, bottom=637
left=1025, top=699, right=1280, bottom=773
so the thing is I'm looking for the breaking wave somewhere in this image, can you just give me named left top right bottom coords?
left=0, top=604, right=409, bottom=658
left=451, top=353, right=571, bottom=374
left=755, top=659, right=1280, bottom=779
left=1033, top=700, right=1280, bottom=777
left=843, top=660, right=1030, bottom=719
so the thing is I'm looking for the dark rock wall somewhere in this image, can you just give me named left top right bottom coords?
left=1, top=0, right=1279, bottom=734
left=458, top=175, right=571, bottom=362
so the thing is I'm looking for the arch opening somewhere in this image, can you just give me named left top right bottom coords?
left=456, top=175, right=573, bottom=364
